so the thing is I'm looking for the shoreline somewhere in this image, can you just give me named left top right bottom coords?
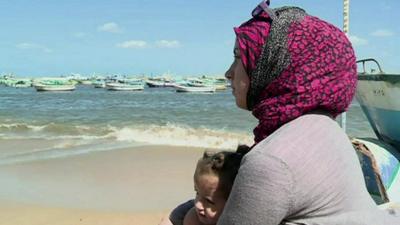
left=0, top=202, right=169, bottom=225
left=0, top=144, right=209, bottom=224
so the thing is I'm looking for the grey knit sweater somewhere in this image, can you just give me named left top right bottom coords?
left=217, top=114, right=399, bottom=225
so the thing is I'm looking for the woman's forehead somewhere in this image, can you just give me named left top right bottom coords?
left=233, top=40, right=240, bottom=55
left=234, top=40, right=239, bottom=49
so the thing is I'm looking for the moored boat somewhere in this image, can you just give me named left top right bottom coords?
left=174, top=84, right=216, bottom=93
left=33, top=78, right=76, bottom=92
left=356, top=58, right=400, bottom=150
left=92, top=79, right=106, bottom=88
left=146, top=77, right=175, bottom=88
left=105, top=79, right=144, bottom=91
left=34, top=84, right=76, bottom=91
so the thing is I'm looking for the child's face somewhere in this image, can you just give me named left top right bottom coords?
left=194, top=174, right=226, bottom=225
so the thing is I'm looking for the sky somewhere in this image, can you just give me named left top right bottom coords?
left=1, top=0, right=399, bottom=77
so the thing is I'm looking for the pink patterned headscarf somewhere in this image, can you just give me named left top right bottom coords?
left=234, top=3, right=357, bottom=144
left=234, top=11, right=271, bottom=75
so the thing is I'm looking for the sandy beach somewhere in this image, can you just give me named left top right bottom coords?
left=0, top=144, right=207, bottom=225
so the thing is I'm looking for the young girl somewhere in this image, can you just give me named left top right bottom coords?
left=182, top=146, right=249, bottom=225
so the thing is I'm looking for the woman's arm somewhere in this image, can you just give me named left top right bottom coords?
left=217, top=151, right=293, bottom=225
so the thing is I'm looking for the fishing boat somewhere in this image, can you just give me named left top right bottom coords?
left=174, top=84, right=216, bottom=93
left=33, top=78, right=76, bottom=91
left=355, top=59, right=400, bottom=205
left=14, top=79, right=32, bottom=88
left=92, top=79, right=106, bottom=88
left=341, top=0, right=400, bottom=207
left=356, top=58, right=400, bottom=150
left=105, top=79, right=144, bottom=91
left=1, top=78, right=32, bottom=88
left=185, top=77, right=228, bottom=91
left=146, top=77, right=175, bottom=87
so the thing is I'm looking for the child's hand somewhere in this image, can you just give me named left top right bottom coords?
left=183, top=207, right=203, bottom=225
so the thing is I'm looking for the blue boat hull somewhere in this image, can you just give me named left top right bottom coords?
left=359, top=104, right=400, bottom=148
left=356, top=71, right=400, bottom=150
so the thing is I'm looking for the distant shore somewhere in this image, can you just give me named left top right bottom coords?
left=0, top=145, right=207, bottom=225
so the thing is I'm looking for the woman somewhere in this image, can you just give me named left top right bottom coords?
left=163, top=1, right=399, bottom=224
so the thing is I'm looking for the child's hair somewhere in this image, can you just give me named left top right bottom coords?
left=194, top=145, right=250, bottom=199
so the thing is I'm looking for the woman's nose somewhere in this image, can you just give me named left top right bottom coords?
left=225, top=68, right=233, bottom=80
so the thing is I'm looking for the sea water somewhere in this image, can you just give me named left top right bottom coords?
left=0, top=85, right=375, bottom=164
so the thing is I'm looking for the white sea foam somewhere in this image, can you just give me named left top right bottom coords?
left=0, top=122, right=253, bottom=164
left=106, top=123, right=253, bottom=149
left=0, top=123, right=46, bottom=131
left=0, top=122, right=253, bottom=149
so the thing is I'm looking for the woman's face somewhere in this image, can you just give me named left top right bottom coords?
left=194, top=174, right=226, bottom=225
left=225, top=40, right=250, bottom=110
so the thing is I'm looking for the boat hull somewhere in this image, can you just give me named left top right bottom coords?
left=174, top=85, right=216, bottom=93
left=146, top=81, right=172, bottom=88
left=105, top=83, right=144, bottom=91
left=356, top=75, right=400, bottom=148
left=34, top=85, right=76, bottom=91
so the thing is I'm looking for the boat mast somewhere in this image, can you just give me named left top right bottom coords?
left=341, top=0, right=350, bottom=131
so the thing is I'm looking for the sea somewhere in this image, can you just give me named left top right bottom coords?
left=0, top=85, right=376, bottom=165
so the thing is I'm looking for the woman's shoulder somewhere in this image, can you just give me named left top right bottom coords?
left=257, top=113, right=345, bottom=148
left=248, top=113, right=355, bottom=168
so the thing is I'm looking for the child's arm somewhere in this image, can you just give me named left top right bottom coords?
left=158, top=214, right=174, bottom=225
left=183, top=207, right=203, bottom=225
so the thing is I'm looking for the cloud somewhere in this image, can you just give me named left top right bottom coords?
left=348, top=35, right=368, bottom=46
left=116, top=40, right=182, bottom=49
left=73, top=32, right=87, bottom=38
left=16, top=42, right=52, bottom=53
left=116, top=40, right=148, bottom=49
left=155, top=40, right=181, bottom=48
left=371, top=29, right=394, bottom=37
left=98, top=22, right=122, bottom=33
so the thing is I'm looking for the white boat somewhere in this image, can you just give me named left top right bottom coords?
left=186, top=78, right=206, bottom=87
left=174, top=85, right=216, bottom=93
left=8, top=79, right=32, bottom=88
left=342, top=1, right=399, bottom=207
left=92, top=79, right=106, bottom=88
left=34, top=84, right=76, bottom=91
left=356, top=58, right=400, bottom=149
left=105, top=79, right=144, bottom=91
left=146, top=80, right=165, bottom=87
left=146, top=77, right=175, bottom=87
left=184, top=77, right=228, bottom=91
left=33, top=78, right=76, bottom=92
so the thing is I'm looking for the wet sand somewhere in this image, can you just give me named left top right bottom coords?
left=0, top=145, right=208, bottom=225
